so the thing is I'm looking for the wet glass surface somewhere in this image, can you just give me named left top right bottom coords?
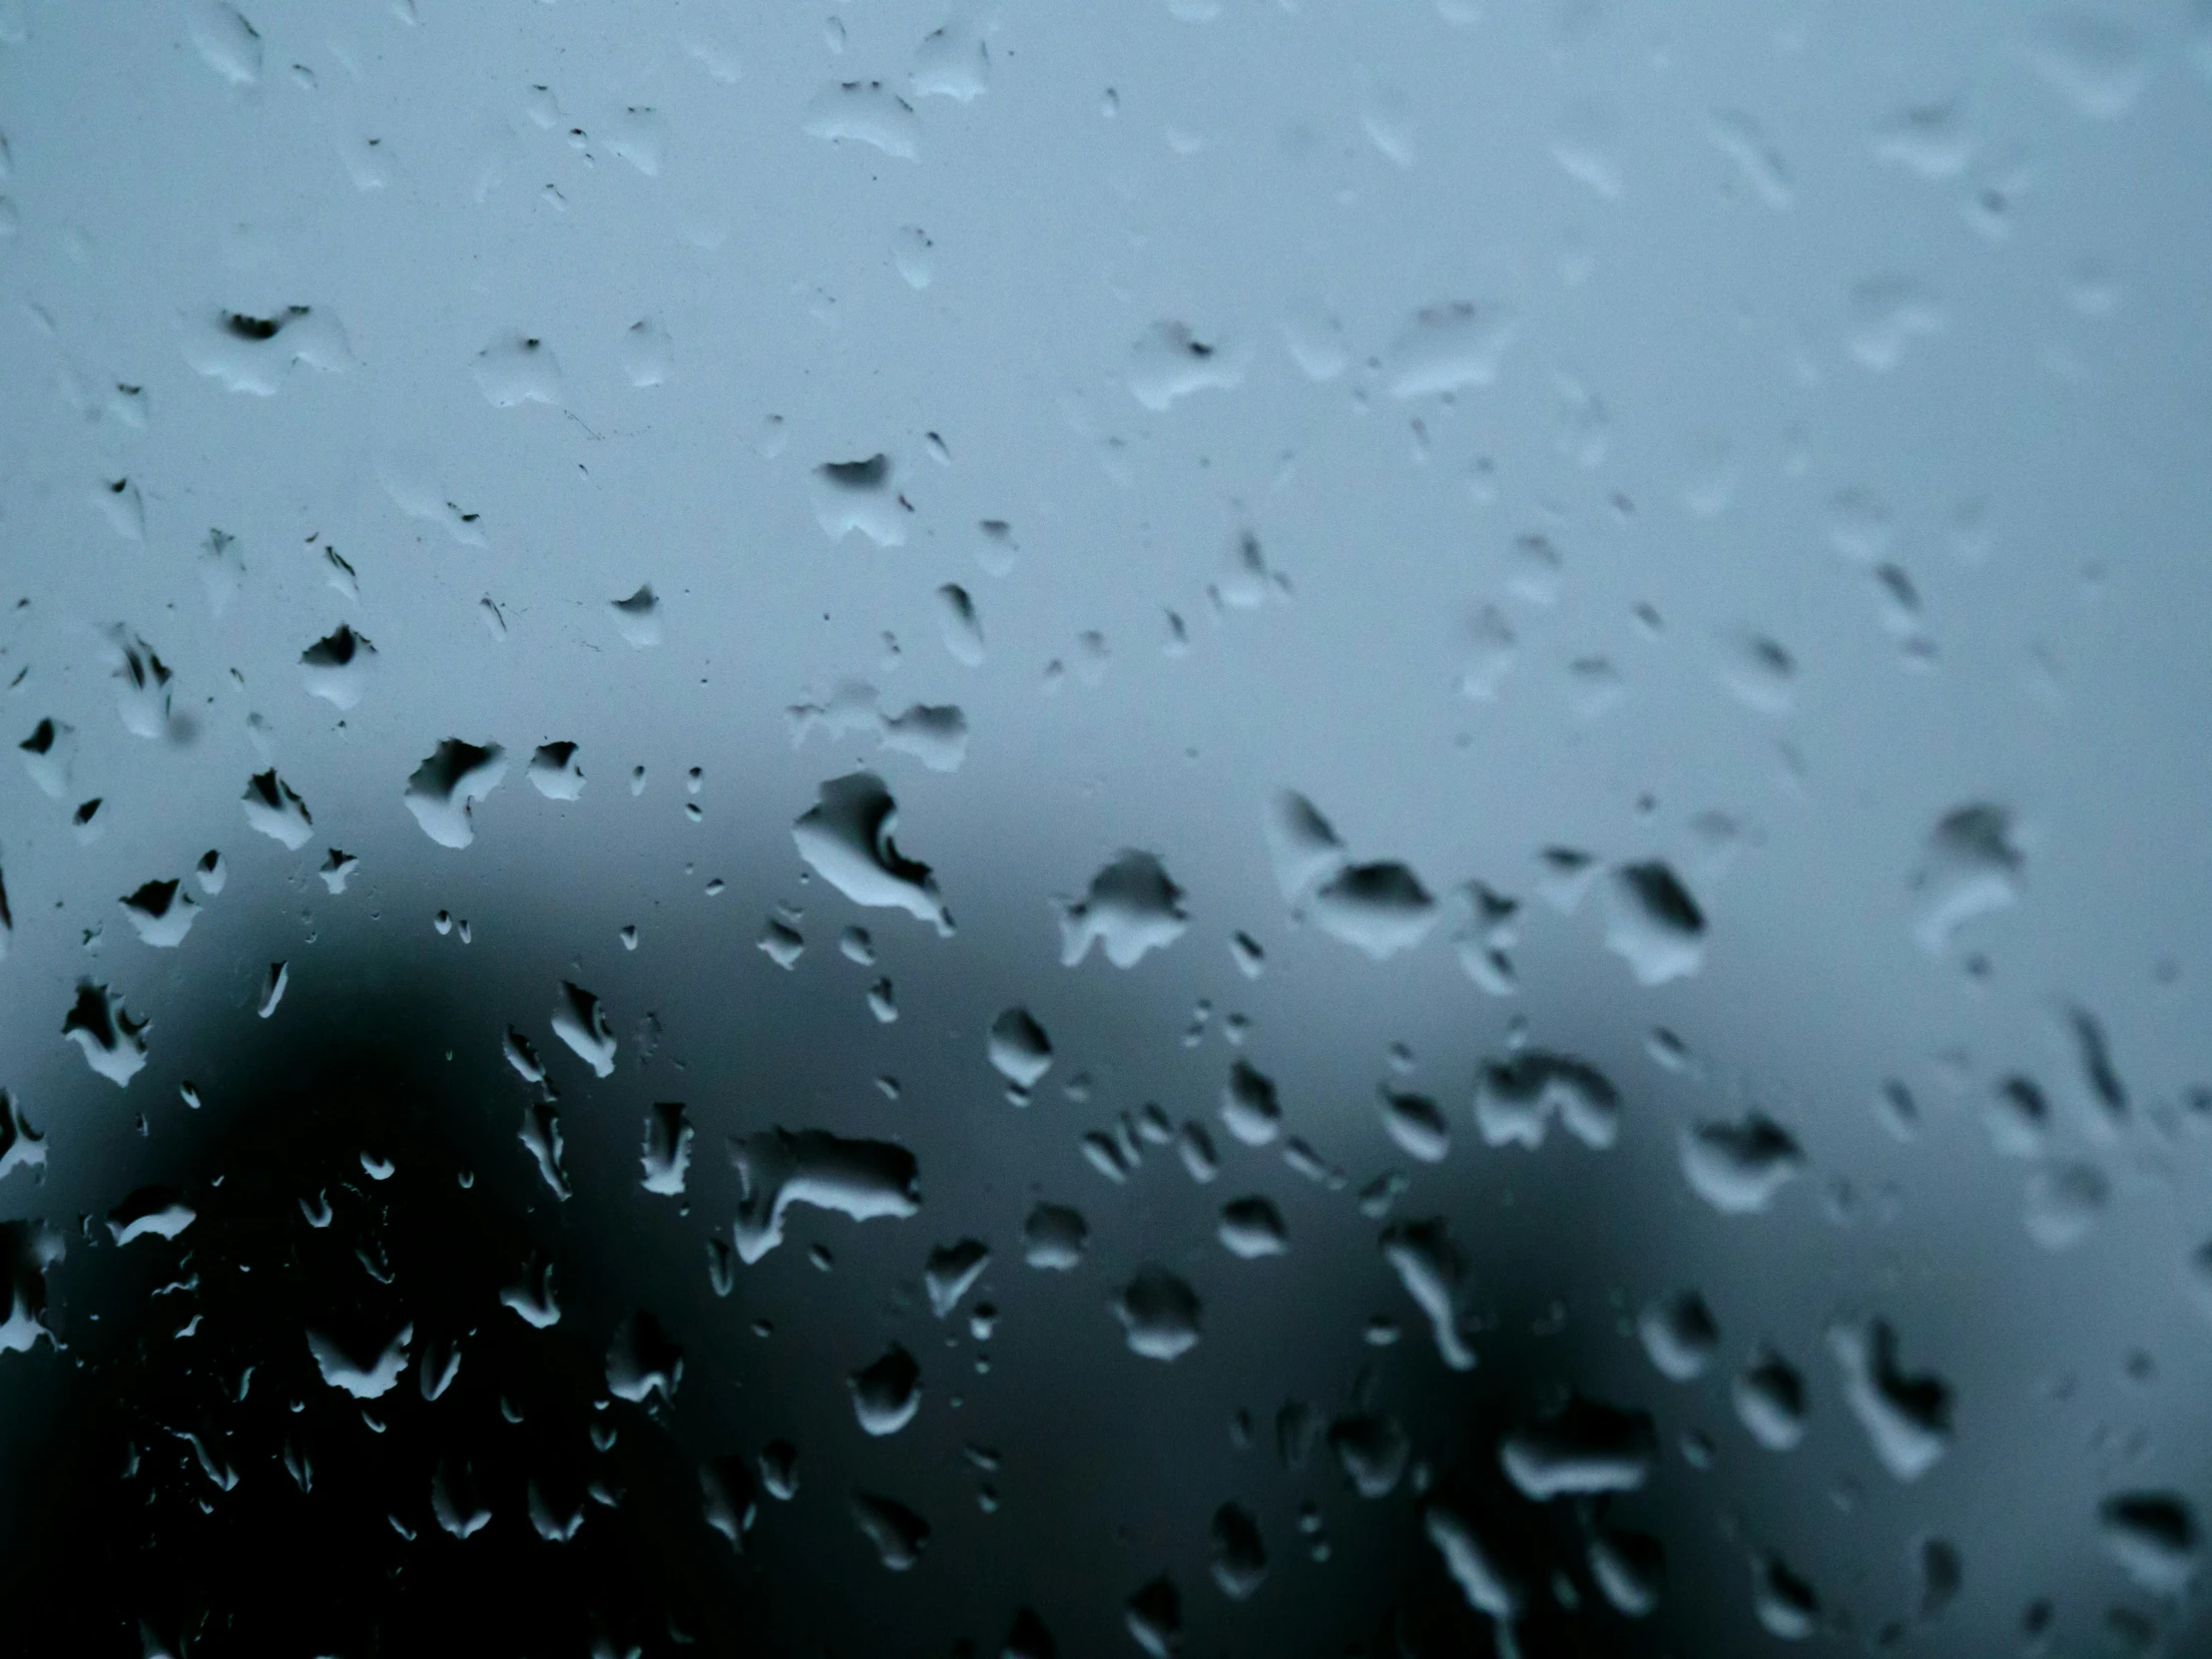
left=2, top=2, right=2211, bottom=1653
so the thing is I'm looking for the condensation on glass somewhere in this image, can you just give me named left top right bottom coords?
left=0, top=0, right=2208, bottom=1653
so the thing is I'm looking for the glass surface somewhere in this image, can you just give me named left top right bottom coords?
left=2, top=2, right=2210, bottom=1652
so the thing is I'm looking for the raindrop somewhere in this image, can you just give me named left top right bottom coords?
left=988, top=1008, right=1054, bottom=1087
left=609, top=584, right=662, bottom=647
left=1023, top=1203, right=1088, bottom=1270
left=2023, top=1161, right=2107, bottom=1250
left=1377, top=1088, right=1448, bottom=1161
left=403, top=741, right=507, bottom=848
left=120, top=879, right=199, bottom=947
left=528, top=741, right=585, bottom=800
left=728, top=1128, right=920, bottom=1263
left=1124, top=1575, right=1181, bottom=1657
left=1381, top=1217, right=1473, bottom=1371
left=849, top=1344, right=921, bottom=1435
left=1499, top=1396, right=1657, bottom=1498
left=1115, top=1267, right=1202, bottom=1361
left=1604, top=860, right=1707, bottom=984
left=298, top=625, right=376, bottom=710
left=1328, top=1412, right=1408, bottom=1496
left=850, top=1491, right=929, bottom=1570
left=792, top=773, right=951, bottom=934
left=242, top=770, right=313, bottom=849
left=107, top=1186, right=195, bottom=1246
left=1681, top=1113, right=1805, bottom=1214
left=1639, top=1291, right=1720, bottom=1382
left=925, top=1239, right=990, bottom=1316
left=2098, top=1491, right=2200, bottom=1595
left=550, top=981, right=616, bottom=1077
left=1828, top=1321, right=1953, bottom=1481
left=1219, top=1059, right=1282, bottom=1147
left=1218, top=1197, right=1288, bottom=1259
left=641, top=1102, right=693, bottom=1195
left=63, top=980, right=149, bottom=1086
left=1733, top=1350, right=1809, bottom=1450
left=1057, top=851, right=1188, bottom=967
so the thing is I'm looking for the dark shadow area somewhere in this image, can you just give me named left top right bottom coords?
left=0, top=1005, right=757, bottom=1658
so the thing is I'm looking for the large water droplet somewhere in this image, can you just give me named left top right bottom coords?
left=1115, top=1267, right=1201, bottom=1361
left=1057, top=851, right=1187, bottom=967
left=793, top=773, right=951, bottom=933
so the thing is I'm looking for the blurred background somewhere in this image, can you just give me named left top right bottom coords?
left=1, top=0, right=2210, bottom=1652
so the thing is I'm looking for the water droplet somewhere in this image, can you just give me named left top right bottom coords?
left=527, top=741, right=585, bottom=800
left=1681, top=1113, right=1804, bottom=1214
left=1115, top=1267, right=1201, bottom=1361
left=1733, top=1351, right=1809, bottom=1450
left=987, top=1007, right=1053, bottom=1088
left=1128, top=321, right=1251, bottom=410
left=548, top=981, right=617, bottom=1078
left=1375, top=1088, right=1448, bottom=1162
left=1210, top=1503, right=1267, bottom=1599
left=1124, top=1575, right=1181, bottom=1657
left=1218, top=1197, right=1288, bottom=1259
left=619, top=315, right=670, bottom=386
left=793, top=773, right=951, bottom=933
left=729, top=1129, right=919, bottom=1263
left=1707, top=109, right=1793, bottom=207
left=1328, top=1411, right=1407, bottom=1496
left=1381, top=1217, right=1473, bottom=1371
left=1217, top=1059, right=1282, bottom=1147
left=1308, top=862, right=1437, bottom=959
left=850, top=1491, right=929, bottom=1569
left=1424, top=1501, right=1523, bottom=1620
left=810, top=453, right=908, bottom=546
left=1751, top=1553, right=1820, bottom=1639
left=519, top=1100, right=570, bottom=1198
left=1828, top=1321, right=1952, bottom=1480
left=849, top=1345, right=921, bottom=1435
left=1590, top=1530, right=1664, bottom=1617
left=187, top=0, right=262, bottom=84
left=107, top=1186, right=195, bottom=1246
left=910, top=20, right=988, bottom=101
left=470, top=333, right=563, bottom=408
left=498, top=1255, right=560, bottom=1328
left=759, top=914, right=805, bottom=968
left=2025, top=13, right=2147, bottom=121
left=1057, top=851, right=1187, bottom=967
left=304, top=1324, right=411, bottom=1398
left=2098, top=1491, right=2200, bottom=1594
left=1639, top=1291, right=1720, bottom=1382
left=63, top=980, right=149, bottom=1085
left=923, top=1239, right=990, bottom=1317
left=805, top=83, right=921, bottom=159
left=1473, top=1051, right=1620, bottom=1150
left=1383, top=301, right=1518, bottom=397
left=185, top=304, right=353, bottom=393
left=607, top=583, right=662, bottom=647
left=1499, top=1397, right=1657, bottom=1497
left=242, top=769, right=313, bottom=849
left=0, top=1094, right=44, bottom=1182
left=935, top=584, right=985, bottom=665
left=1022, top=1203, right=1087, bottom=1270
left=2023, top=1161, right=2107, bottom=1250
left=120, top=879, right=198, bottom=947
left=1603, top=860, right=1707, bottom=984
left=641, top=1102, right=693, bottom=1195
left=403, top=740, right=506, bottom=848
left=418, top=1337, right=460, bottom=1401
